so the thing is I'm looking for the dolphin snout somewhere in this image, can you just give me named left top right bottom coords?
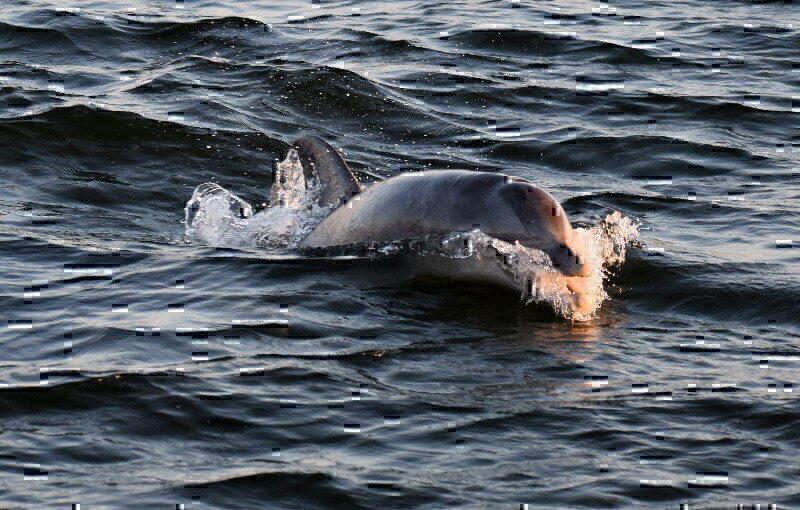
left=573, top=258, right=593, bottom=277
left=550, top=244, right=592, bottom=277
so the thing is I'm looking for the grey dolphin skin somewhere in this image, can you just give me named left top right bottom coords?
left=294, top=136, right=591, bottom=277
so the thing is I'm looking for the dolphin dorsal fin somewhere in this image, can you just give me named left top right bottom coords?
left=293, top=136, right=363, bottom=208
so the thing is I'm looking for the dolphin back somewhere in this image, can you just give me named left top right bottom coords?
left=293, top=135, right=363, bottom=208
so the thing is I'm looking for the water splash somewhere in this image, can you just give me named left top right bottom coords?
left=301, top=218, right=638, bottom=321
left=184, top=151, right=639, bottom=321
left=184, top=149, right=332, bottom=249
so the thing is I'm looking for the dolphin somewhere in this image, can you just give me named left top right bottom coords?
left=293, top=135, right=363, bottom=208
left=290, top=136, right=591, bottom=277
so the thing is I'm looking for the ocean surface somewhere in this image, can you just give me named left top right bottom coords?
left=1, top=0, right=799, bottom=508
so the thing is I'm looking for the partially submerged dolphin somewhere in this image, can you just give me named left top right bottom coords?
left=292, top=136, right=591, bottom=277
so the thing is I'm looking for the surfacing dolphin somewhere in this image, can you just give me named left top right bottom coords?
left=291, top=136, right=591, bottom=277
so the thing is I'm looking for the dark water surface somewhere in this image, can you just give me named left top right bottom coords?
left=1, top=0, right=799, bottom=508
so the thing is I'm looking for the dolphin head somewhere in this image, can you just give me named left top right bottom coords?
left=544, top=228, right=592, bottom=277
left=497, top=177, right=592, bottom=277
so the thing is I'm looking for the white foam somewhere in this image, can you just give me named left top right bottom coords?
left=184, top=149, right=332, bottom=249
